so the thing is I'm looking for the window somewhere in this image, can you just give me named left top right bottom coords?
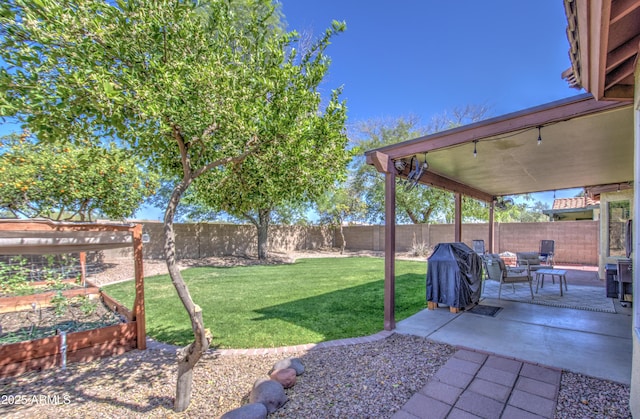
left=608, top=200, right=630, bottom=257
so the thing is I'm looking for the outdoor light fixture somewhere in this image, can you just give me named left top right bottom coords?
left=142, top=231, right=151, bottom=243
left=473, top=140, right=478, bottom=158
left=537, top=126, right=542, bottom=146
left=394, top=159, right=407, bottom=173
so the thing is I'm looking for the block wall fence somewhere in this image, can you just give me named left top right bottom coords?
left=104, top=220, right=599, bottom=265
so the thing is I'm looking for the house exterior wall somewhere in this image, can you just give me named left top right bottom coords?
left=630, top=60, right=640, bottom=419
left=544, top=208, right=597, bottom=221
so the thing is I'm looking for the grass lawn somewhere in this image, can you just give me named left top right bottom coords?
left=102, top=257, right=427, bottom=349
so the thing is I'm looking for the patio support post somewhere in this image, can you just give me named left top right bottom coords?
left=384, top=165, right=396, bottom=331
left=488, top=200, right=495, bottom=253
left=132, top=224, right=146, bottom=350
left=454, top=192, right=462, bottom=242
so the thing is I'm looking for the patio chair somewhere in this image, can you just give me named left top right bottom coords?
left=539, top=240, right=555, bottom=267
left=472, top=240, right=486, bottom=256
left=483, top=254, right=534, bottom=299
left=516, top=252, right=544, bottom=273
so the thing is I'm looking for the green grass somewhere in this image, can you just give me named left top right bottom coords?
left=102, top=257, right=427, bottom=349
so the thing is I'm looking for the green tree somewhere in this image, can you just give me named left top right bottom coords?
left=0, top=133, right=157, bottom=220
left=351, top=113, right=491, bottom=225
left=192, top=41, right=349, bottom=260
left=0, top=0, right=343, bottom=410
left=493, top=196, right=549, bottom=223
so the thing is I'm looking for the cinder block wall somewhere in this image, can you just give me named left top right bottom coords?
left=103, top=222, right=334, bottom=260
left=104, top=220, right=598, bottom=265
left=337, top=220, right=599, bottom=265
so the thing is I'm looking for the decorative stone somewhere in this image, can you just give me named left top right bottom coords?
left=270, top=357, right=305, bottom=375
left=269, top=368, right=297, bottom=388
left=249, top=378, right=288, bottom=413
left=220, top=403, right=267, bottom=419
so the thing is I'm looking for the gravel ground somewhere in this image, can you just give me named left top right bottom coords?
left=556, top=372, right=632, bottom=418
left=0, top=334, right=454, bottom=418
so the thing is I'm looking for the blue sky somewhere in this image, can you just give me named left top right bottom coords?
left=279, top=1, right=583, bottom=213
left=1, top=2, right=584, bottom=220
left=281, top=1, right=578, bottom=120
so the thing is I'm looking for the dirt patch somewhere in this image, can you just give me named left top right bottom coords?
left=0, top=298, right=124, bottom=345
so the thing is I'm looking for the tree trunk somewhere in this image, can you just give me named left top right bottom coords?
left=257, top=209, right=270, bottom=260
left=421, top=207, right=434, bottom=224
left=405, top=208, right=420, bottom=224
left=165, top=178, right=212, bottom=412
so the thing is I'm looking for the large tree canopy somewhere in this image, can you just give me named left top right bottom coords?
left=188, top=14, right=349, bottom=259
left=0, top=133, right=158, bottom=220
left=193, top=84, right=350, bottom=259
left=351, top=115, right=490, bottom=224
left=0, top=0, right=345, bottom=410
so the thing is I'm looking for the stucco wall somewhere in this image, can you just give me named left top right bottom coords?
left=629, top=59, right=640, bottom=419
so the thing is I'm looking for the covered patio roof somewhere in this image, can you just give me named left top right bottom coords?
left=364, top=93, right=633, bottom=331
left=365, top=94, right=633, bottom=202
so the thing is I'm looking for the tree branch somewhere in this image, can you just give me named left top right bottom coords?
left=191, top=135, right=260, bottom=180
left=171, top=123, right=192, bottom=179
left=243, top=212, right=258, bottom=227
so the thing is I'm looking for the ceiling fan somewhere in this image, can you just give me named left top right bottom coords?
left=495, top=197, right=514, bottom=210
left=404, top=154, right=428, bottom=191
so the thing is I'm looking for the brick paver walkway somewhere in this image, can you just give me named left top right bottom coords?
left=148, top=333, right=562, bottom=419
left=392, top=349, right=561, bottom=419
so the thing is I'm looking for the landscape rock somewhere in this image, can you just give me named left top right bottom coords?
left=220, top=403, right=267, bottom=419
left=249, top=378, right=288, bottom=413
left=270, top=357, right=305, bottom=375
left=269, top=368, right=297, bottom=388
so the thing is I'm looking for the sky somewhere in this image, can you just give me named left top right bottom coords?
left=280, top=0, right=578, bottom=121
left=271, top=1, right=585, bottom=217
left=0, top=1, right=585, bottom=221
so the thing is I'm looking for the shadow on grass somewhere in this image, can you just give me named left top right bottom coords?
left=252, top=273, right=425, bottom=342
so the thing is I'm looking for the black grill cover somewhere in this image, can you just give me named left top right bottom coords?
left=426, top=242, right=482, bottom=308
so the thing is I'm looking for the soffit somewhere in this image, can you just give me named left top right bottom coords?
left=563, top=0, right=640, bottom=100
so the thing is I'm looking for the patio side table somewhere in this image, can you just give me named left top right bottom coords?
left=535, top=269, right=568, bottom=296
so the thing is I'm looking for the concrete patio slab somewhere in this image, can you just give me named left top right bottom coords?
left=395, top=298, right=632, bottom=384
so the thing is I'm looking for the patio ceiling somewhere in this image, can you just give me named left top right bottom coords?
left=365, top=94, right=633, bottom=202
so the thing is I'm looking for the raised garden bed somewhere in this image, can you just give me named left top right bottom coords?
left=0, top=321, right=137, bottom=377
left=0, top=289, right=138, bottom=377
left=0, top=292, right=124, bottom=344
left=0, top=287, right=101, bottom=313
left=0, top=220, right=146, bottom=378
